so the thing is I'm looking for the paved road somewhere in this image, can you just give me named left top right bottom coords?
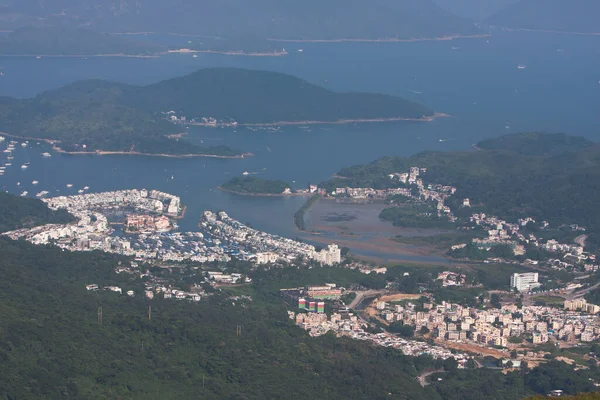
left=570, top=281, right=600, bottom=299
left=347, top=290, right=387, bottom=309
left=417, top=369, right=444, bottom=387
left=574, top=234, right=588, bottom=247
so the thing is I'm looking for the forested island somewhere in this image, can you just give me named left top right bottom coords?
left=0, top=27, right=164, bottom=56
left=221, top=176, right=292, bottom=196
left=321, top=132, right=600, bottom=247
left=0, top=68, right=433, bottom=156
left=0, top=192, right=598, bottom=399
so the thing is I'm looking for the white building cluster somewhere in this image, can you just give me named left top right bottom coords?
left=376, top=300, right=600, bottom=348
left=289, top=309, right=470, bottom=364
left=201, top=211, right=341, bottom=266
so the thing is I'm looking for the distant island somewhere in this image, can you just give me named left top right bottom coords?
left=486, top=0, right=600, bottom=33
left=0, top=0, right=483, bottom=44
left=221, top=176, right=303, bottom=196
left=0, top=68, right=434, bottom=156
left=0, top=27, right=165, bottom=56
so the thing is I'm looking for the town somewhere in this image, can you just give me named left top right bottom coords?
left=3, top=189, right=341, bottom=266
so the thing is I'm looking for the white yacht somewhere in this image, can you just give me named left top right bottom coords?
left=66, top=184, right=73, bottom=188
left=42, top=152, right=52, bottom=157
left=32, top=180, right=39, bottom=185
left=21, top=164, right=28, bottom=169
left=20, top=191, right=28, bottom=197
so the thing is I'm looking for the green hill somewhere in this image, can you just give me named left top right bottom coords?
left=322, top=132, right=600, bottom=247
left=0, top=0, right=482, bottom=41
left=0, top=26, right=164, bottom=56
left=0, top=191, right=74, bottom=232
left=0, top=68, right=433, bottom=155
left=477, top=132, right=593, bottom=156
left=128, top=68, right=434, bottom=123
left=486, top=0, right=600, bottom=33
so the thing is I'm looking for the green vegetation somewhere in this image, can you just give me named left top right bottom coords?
left=584, top=288, right=600, bottom=304
left=528, top=394, right=600, bottom=400
left=380, top=202, right=456, bottom=229
left=322, top=132, right=600, bottom=249
left=431, top=360, right=599, bottom=399
left=0, top=191, right=597, bottom=398
left=0, top=68, right=433, bottom=155
left=477, top=132, right=593, bottom=156
left=0, top=27, right=164, bottom=55
left=0, top=192, right=74, bottom=232
left=388, top=321, right=415, bottom=338
left=393, top=231, right=482, bottom=248
left=128, top=68, right=434, bottom=123
left=294, top=193, right=320, bottom=231
left=221, top=176, right=290, bottom=195
left=531, top=295, right=564, bottom=307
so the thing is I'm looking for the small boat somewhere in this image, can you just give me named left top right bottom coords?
left=0, top=136, right=4, bottom=142
left=66, top=184, right=73, bottom=188
left=41, top=152, right=51, bottom=157
left=21, top=142, right=27, bottom=147
left=83, top=186, right=89, bottom=190
left=2, top=149, right=10, bottom=153
left=20, top=191, right=27, bottom=197
left=192, top=54, right=199, bottom=58
left=298, top=49, right=304, bottom=52
left=32, top=180, right=39, bottom=185
left=517, top=64, right=527, bottom=70
left=21, top=165, right=28, bottom=169
left=242, top=171, right=249, bottom=176
left=36, top=191, right=49, bottom=197
left=7, top=156, right=13, bottom=160
left=5, top=163, right=11, bottom=166
left=78, top=189, right=84, bottom=194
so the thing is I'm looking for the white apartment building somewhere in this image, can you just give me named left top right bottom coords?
left=313, top=244, right=342, bottom=266
left=510, top=272, right=541, bottom=292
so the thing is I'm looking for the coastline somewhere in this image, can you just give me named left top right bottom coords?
left=184, top=113, right=449, bottom=128
left=168, top=49, right=287, bottom=57
left=0, top=132, right=251, bottom=159
left=217, top=186, right=311, bottom=197
left=54, top=148, right=252, bottom=159
left=500, top=28, right=600, bottom=36
left=266, top=34, right=491, bottom=43
left=110, top=31, right=490, bottom=43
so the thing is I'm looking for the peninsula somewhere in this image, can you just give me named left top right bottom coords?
left=0, top=68, right=434, bottom=156
left=320, top=132, right=600, bottom=247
